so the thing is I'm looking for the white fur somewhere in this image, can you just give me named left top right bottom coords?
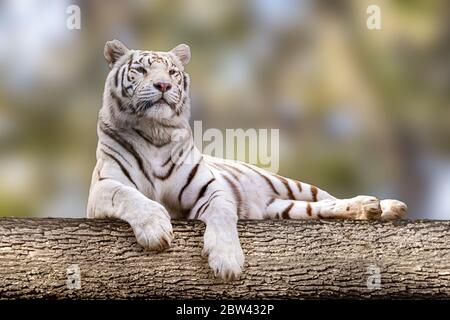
left=88, top=41, right=408, bottom=281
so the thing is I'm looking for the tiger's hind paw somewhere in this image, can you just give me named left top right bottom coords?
left=380, top=199, right=407, bottom=220
left=335, top=196, right=382, bottom=220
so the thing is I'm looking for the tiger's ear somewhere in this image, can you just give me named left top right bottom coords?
left=170, top=44, right=191, bottom=66
left=104, top=39, right=129, bottom=69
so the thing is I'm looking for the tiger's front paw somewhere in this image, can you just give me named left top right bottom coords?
left=205, top=245, right=245, bottom=282
left=202, top=228, right=245, bottom=282
left=127, top=207, right=173, bottom=251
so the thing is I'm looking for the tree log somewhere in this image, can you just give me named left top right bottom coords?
left=0, top=218, right=449, bottom=299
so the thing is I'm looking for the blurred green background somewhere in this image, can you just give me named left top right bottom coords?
left=0, top=0, right=449, bottom=219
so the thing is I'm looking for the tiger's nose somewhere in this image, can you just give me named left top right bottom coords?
left=153, top=82, right=172, bottom=92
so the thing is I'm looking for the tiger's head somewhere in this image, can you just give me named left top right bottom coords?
left=103, top=40, right=191, bottom=123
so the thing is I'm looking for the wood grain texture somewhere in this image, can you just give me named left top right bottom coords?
left=0, top=218, right=449, bottom=299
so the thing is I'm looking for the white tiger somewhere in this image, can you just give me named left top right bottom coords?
left=87, top=40, right=407, bottom=281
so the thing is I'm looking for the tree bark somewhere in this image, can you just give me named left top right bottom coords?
left=0, top=218, right=449, bottom=299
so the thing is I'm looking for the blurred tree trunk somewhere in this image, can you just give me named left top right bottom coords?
left=0, top=218, right=449, bottom=299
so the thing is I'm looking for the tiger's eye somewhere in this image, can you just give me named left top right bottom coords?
left=169, top=69, right=176, bottom=75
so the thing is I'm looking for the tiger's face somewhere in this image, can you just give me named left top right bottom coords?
left=104, top=40, right=191, bottom=121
